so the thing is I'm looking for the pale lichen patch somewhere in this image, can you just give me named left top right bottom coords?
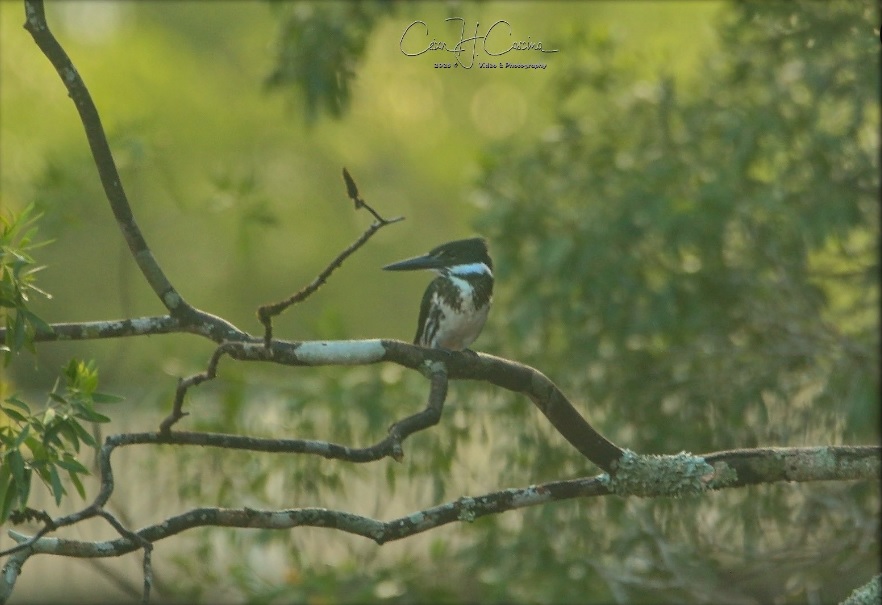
left=606, top=449, right=714, bottom=498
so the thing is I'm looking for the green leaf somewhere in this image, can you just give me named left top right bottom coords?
left=23, top=308, right=53, bottom=335
left=7, top=449, right=26, bottom=488
left=11, top=313, right=26, bottom=353
left=1, top=406, right=28, bottom=423
left=3, top=396, right=31, bottom=413
left=63, top=358, right=79, bottom=383
left=65, top=359, right=98, bottom=394
left=56, top=455, right=88, bottom=474
left=4, top=451, right=31, bottom=511
left=17, top=468, right=31, bottom=510
left=91, top=392, right=124, bottom=404
left=73, top=407, right=111, bottom=424
left=12, top=424, right=31, bottom=450
left=42, top=423, right=64, bottom=449
left=0, top=475, right=16, bottom=524
left=48, top=465, right=65, bottom=505
left=24, top=435, right=47, bottom=460
left=70, top=421, right=97, bottom=449
left=56, top=420, right=81, bottom=453
left=0, top=463, right=10, bottom=494
left=68, top=469, right=86, bottom=500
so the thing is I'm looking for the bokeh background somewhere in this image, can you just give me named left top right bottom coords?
left=1, top=1, right=878, bottom=603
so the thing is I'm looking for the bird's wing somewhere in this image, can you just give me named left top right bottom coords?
left=413, top=278, right=442, bottom=346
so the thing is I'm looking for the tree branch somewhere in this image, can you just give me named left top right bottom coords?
left=95, top=509, right=153, bottom=605
left=4, top=316, right=183, bottom=342
left=0, top=548, right=31, bottom=604
left=4, top=444, right=877, bottom=563
left=22, top=0, right=187, bottom=316
left=148, top=338, right=624, bottom=471
left=10, top=2, right=878, bottom=604
left=17, top=0, right=621, bottom=475
left=256, top=168, right=403, bottom=347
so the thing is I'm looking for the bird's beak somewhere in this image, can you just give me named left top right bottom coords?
left=382, top=253, right=444, bottom=272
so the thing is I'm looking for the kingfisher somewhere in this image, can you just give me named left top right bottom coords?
left=383, top=238, right=493, bottom=350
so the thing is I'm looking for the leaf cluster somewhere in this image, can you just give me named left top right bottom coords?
left=0, top=204, right=53, bottom=365
left=0, top=358, right=122, bottom=523
left=461, top=2, right=879, bottom=603
left=264, top=0, right=399, bottom=122
left=167, top=3, right=879, bottom=603
left=476, top=2, right=878, bottom=452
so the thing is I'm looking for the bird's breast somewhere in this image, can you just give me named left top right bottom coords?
left=424, top=275, right=492, bottom=350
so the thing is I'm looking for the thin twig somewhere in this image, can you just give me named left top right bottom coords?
left=257, top=168, right=403, bottom=346
left=386, top=361, right=449, bottom=461
left=342, top=166, right=391, bottom=224
left=159, top=342, right=249, bottom=433
left=96, top=509, right=153, bottom=605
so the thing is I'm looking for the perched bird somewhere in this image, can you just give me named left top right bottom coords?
left=383, top=238, right=493, bottom=350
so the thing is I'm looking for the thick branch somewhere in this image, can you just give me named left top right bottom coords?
left=703, top=445, right=880, bottom=487
left=386, top=361, right=449, bottom=457
left=5, top=444, right=878, bottom=561
left=144, top=338, right=621, bottom=470
left=219, top=339, right=626, bottom=471
left=5, top=316, right=183, bottom=342
left=4, top=477, right=607, bottom=558
left=158, top=357, right=448, bottom=461
left=0, top=327, right=623, bottom=471
left=0, top=549, right=31, bottom=604
left=0, top=312, right=249, bottom=349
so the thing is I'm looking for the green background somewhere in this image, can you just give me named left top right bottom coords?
left=1, top=1, right=878, bottom=603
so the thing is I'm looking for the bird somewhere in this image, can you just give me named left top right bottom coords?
left=383, top=238, right=493, bottom=350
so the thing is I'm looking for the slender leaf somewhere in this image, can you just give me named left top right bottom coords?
left=48, top=465, right=64, bottom=505
left=1, top=406, right=28, bottom=423
left=70, top=420, right=97, bottom=449
left=73, top=407, right=111, bottom=424
left=91, top=392, right=124, bottom=404
left=56, top=455, right=88, bottom=474
left=7, top=449, right=25, bottom=488
left=68, top=469, right=86, bottom=500
left=23, top=308, right=53, bottom=335
left=56, top=420, right=81, bottom=453
left=12, top=424, right=31, bottom=449
left=17, top=468, right=31, bottom=510
left=0, top=475, right=16, bottom=524
left=3, top=396, right=31, bottom=413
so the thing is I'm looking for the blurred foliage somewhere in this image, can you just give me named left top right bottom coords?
left=1, top=1, right=878, bottom=604
left=466, top=1, right=879, bottom=603
left=0, top=0, right=722, bottom=388
left=264, top=0, right=399, bottom=122
left=475, top=1, right=879, bottom=451
left=161, top=2, right=879, bottom=604
left=0, top=358, right=122, bottom=523
left=0, top=204, right=53, bottom=365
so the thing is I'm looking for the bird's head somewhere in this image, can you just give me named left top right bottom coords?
left=382, top=238, right=492, bottom=276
